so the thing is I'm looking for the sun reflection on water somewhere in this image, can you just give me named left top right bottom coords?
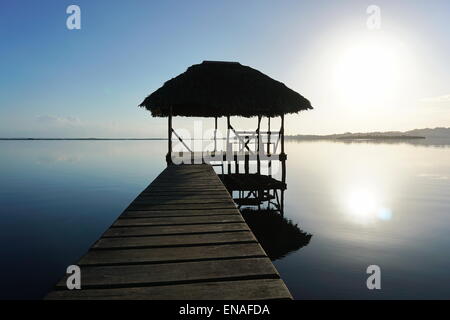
left=345, top=188, right=392, bottom=224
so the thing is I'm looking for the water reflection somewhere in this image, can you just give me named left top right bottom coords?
left=241, top=209, right=312, bottom=260
left=283, top=140, right=450, bottom=299
left=287, top=137, right=450, bottom=148
left=345, top=188, right=392, bottom=225
left=1, top=140, right=449, bottom=299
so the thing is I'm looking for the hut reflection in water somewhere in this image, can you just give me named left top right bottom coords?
left=241, top=209, right=312, bottom=261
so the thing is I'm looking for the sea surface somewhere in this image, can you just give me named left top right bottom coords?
left=0, top=140, right=449, bottom=299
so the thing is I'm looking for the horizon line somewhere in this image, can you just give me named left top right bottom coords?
left=1, top=127, right=448, bottom=141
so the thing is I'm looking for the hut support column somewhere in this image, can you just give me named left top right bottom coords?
left=226, top=116, right=231, bottom=174
left=281, top=115, right=286, bottom=183
left=280, top=115, right=286, bottom=216
left=267, top=117, right=271, bottom=177
left=257, top=116, right=261, bottom=175
left=166, top=106, right=173, bottom=166
left=214, top=117, right=218, bottom=153
left=244, top=135, right=249, bottom=174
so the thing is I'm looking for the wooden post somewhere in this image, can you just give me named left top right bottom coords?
left=267, top=117, right=271, bottom=177
left=280, top=115, right=285, bottom=154
left=257, top=116, right=261, bottom=175
left=267, top=117, right=271, bottom=154
left=227, top=116, right=231, bottom=174
left=280, top=115, right=286, bottom=216
left=166, top=106, right=173, bottom=166
left=214, top=117, right=217, bottom=153
left=281, top=114, right=286, bottom=183
left=244, top=135, right=249, bottom=174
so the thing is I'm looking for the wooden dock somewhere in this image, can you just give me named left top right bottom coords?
left=45, top=164, right=292, bottom=300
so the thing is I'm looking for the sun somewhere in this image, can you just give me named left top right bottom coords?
left=345, top=188, right=392, bottom=224
left=347, top=189, right=377, bottom=222
left=332, top=36, right=406, bottom=106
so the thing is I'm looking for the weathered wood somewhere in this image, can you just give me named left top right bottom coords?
left=55, top=258, right=279, bottom=288
left=150, top=182, right=222, bottom=186
left=139, top=190, right=229, bottom=196
left=93, top=231, right=257, bottom=249
left=145, top=188, right=227, bottom=193
left=46, top=279, right=291, bottom=300
left=132, top=198, right=234, bottom=205
left=102, top=223, right=249, bottom=237
left=147, top=182, right=226, bottom=187
left=112, top=214, right=243, bottom=227
left=45, top=164, right=292, bottom=300
left=127, top=202, right=237, bottom=211
left=136, top=194, right=232, bottom=201
left=79, top=243, right=266, bottom=266
left=120, top=208, right=239, bottom=218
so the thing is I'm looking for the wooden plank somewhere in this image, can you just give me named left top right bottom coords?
left=102, top=223, right=249, bottom=237
left=143, top=189, right=229, bottom=194
left=55, top=258, right=279, bottom=288
left=46, top=279, right=292, bottom=300
left=79, top=243, right=266, bottom=266
left=144, top=186, right=228, bottom=192
left=93, top=231, right=256, bottom=249
left=120, top=208, right=240, bottom=218
left=139, top=191, right=230, bottom=196
left=151, top=178, right=222, bottom=183
left=155, top=173, right=219, bottom=178
left=136, top=194, right=232, bottom=201
left=148, top=181, right=224, bottom=186
left=127, top=203, right=237, bottom=211
left=153, top=178, right=220, bottom=183
left=150, top=182, right=224, bottom=187
left=152, top=175, right=219, bottom=179
left=139, top=190, right=229, bottom=195
left=112, top=215, right=243, bottom=227
left=154, top=177, right=219, bottom=181
left=132, top=198, right=234, bottom=205
left=153, top=180, right=220, bottom=184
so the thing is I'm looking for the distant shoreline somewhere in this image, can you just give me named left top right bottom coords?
left=287, top=135, right=426, bottom=141
left=337, top=135, right=425, bottom=140
left=286, top=128, right=450, bottom=141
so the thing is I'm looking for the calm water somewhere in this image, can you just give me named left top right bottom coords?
left=0, top=140, right=449, bottom=299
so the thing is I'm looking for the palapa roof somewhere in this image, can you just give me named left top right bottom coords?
left=139, top=61, right=313, bottom=118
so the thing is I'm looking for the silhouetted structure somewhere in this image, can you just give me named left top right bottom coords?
left=241, top=209, right=312, bottom=260
left=140, top=61, right=313, bottom=214
left=45, top=62, right=313, bottom=300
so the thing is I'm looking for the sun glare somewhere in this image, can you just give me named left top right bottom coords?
left=332, top=36, right=408, bottom=106
left=345, top=189, right=392, bottom=225
left=348, top=190, right=377, bottom=221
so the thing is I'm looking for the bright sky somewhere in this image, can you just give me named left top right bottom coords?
left=0, top=0, right=449, bottom=138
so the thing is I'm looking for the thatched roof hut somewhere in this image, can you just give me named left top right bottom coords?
left=139, top=61, right=313, bottom=117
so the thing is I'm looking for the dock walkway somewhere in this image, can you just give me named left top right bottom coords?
left=46, top=164, right=292, bottom=300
